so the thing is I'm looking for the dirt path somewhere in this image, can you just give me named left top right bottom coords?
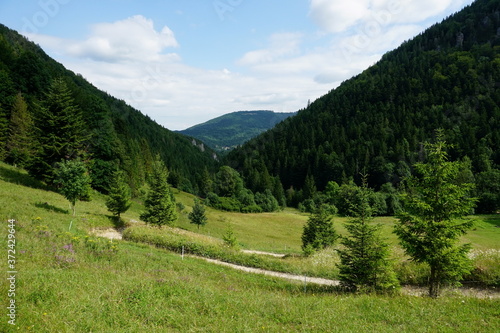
left=92, top=228, right=123, bottom=240
left=241, top=250, right=286, bottom=258
left=202, top=257, right=339, bottom=286
left=92, top=228, right=500, bottom=298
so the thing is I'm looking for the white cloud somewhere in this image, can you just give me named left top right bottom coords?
left=21, top=1, right=474, bottom=130
left=309, top=0, right=370, bottom=33
left=308, top=0, right=467, bottom=34
left=64, top=15, right=178, bottom=62
left=238, top=32, right=303, bottom=66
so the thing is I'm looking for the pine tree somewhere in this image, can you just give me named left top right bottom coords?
left=200, top=167, right=213, bottom=197
left=337, top=177, right=399, bottom=292
left=140, top=157, right=177, bottom=226
left=188, top=198, right=208, bottom=230
left=394, top=131, right=476, bottom=298
left=54, top=159, right=91, bottom=216
left=105, top=170, right=132, bottom=219
left=301, top=206, right=338, bottom=255
left=6, top=93, right=33, bottom=167
left=29, top=78, right=90, bottom=183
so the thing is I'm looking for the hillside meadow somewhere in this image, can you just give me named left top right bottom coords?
left=1, top=162, right=500, bottom=332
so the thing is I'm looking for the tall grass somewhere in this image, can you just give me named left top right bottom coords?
left=1, top=162, right=499, bottom=332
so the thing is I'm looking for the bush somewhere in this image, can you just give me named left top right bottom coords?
left=241, top=205, right=263, bottom=213
left=255, top=189, right=279, bottom=212
left=217, top=197, right=242, bottom=212
left=298, top=199, right=316, bottom=213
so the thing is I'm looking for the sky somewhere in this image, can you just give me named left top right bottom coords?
left=0, top=0, right=475, bottom=130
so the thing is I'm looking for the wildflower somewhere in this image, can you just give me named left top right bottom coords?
left=62, top=244, right=75, bottom=253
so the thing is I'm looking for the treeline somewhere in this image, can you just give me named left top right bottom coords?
left=0, top=24, right=217, bottom=195
left=226, top=0, right=500, bottom=214
left=201, top=166, right=284, bottom=213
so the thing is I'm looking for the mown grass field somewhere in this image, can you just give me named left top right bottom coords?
left=1, top=162, right=500, bottom=332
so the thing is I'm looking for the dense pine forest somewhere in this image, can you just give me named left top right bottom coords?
left=1, top=0, right=499, bottom=216
left=226, top=0, right=500, bottom=214
left=0, top=24, right=218, bottom=195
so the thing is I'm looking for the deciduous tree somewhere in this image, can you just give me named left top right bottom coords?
left=54, top=159, right=91, bottom=216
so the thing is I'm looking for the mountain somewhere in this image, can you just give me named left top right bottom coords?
left=179, top=110, right=296, bottom=151
left=0, top=24, right=218, bottom=194
left=226, top=0, right=500, bottom=212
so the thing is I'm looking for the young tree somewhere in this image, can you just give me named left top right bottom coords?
left=394, top=132, right=476, bottom=298
left=105, top=170, right=132, bottom=219
left=188, top=198, right=208, bottom=230
left=54, top=159, right=91, bottom=216
left=337, top=177, right=399, bottom=292
left=140, top=157, right=177, bottom=226
left=222, top=225, right=238, bottom=249
left=301, top=206, right=338, bottom=255
left=6, top=93, right=34, bottom=167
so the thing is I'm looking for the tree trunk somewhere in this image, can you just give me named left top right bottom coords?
left=429, top=265, right=440, bottom=298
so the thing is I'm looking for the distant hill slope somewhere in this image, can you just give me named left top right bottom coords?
left=179, top=111, right=296, bottom=151
left=0, top=24, right=217, bottom=194
left=227, top=0, right=500, bottom=197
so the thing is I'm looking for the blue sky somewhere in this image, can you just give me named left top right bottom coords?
left=0, top=0, right=474, bottom=130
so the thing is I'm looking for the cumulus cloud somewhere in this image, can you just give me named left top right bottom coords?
left=65, top=15, right=179, bottom=62
left=22, top=1, right=474, bottom=130
left=309, top=0, right=464, bottom=34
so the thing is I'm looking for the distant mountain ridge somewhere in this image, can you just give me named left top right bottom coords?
left=179, top=110, right=296, bottom=151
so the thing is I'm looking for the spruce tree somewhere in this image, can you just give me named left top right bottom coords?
left=188, top=198, right=208, bottom=230
left=6, top=93, right=33, bottom=167
left=394, top=132, right=476, bottom=298
left=337, top=177, right=399, bottom=292
left=29, top=78, right=90, bottom=183
left=301, top=206, right=338, bottom=255
left=105, top=170, right=132, bottom=219
left=140, top=157, right=177, bottom=226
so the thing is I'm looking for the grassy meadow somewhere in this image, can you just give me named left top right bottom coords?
left=1, top=162, right=500, bottom=332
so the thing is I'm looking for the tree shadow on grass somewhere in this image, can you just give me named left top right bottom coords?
left=107, top=215, right=126, bottom=229
left=475, top=215, right=500, bottom=228
left=0, top=164, right=49, bottom=191
left=34, top=202, right=69, bottom=215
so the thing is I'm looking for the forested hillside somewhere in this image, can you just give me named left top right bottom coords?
left=227, top=0, right=500, bottom=213
left=0, top=24, right=217, bottom=194
left=179, top=110, right=296, bottom=152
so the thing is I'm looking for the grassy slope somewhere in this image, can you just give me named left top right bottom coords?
left=1, top=162, right=499, bottom=332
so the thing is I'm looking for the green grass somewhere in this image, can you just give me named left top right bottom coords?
left=175, top=190, right=307, bottom=253
left=1, top=162, right=500, bottom=332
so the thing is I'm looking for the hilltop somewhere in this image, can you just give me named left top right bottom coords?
left=227, top=0, right=500, bottom=213
left=179, top=110, right=296, bottom=152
